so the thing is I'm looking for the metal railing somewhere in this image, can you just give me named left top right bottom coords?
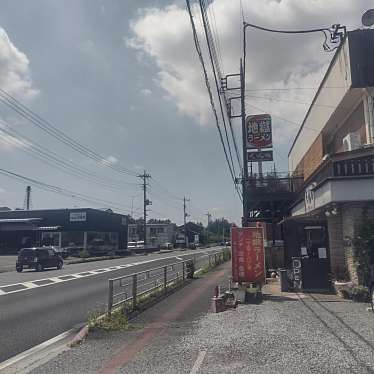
left=107, top=249, right=228, bottom=315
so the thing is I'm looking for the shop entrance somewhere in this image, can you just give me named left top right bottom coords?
left=300, top=225, right=331, bottom=290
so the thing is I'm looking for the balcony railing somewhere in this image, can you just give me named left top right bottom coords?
left=247, top=172, right=304, bottom=194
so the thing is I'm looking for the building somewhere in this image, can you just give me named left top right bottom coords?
left=128, top=223, right=176, bottom=247
left=0, top=208, right=128, bottom=254
left=285, top=29, right=374, bottom=287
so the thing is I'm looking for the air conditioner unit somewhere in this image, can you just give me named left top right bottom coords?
left=342, top=132, right=361, bottom=151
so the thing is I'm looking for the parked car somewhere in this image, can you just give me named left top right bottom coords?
left=16, top=247, right=63, bottom=272
left=52, top=246, right=69, bottom=259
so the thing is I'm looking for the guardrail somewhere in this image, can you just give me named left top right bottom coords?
left=107, top=249, right=228, bottom=316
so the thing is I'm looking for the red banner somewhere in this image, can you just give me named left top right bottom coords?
left=231, top=227, right=265, bottom=283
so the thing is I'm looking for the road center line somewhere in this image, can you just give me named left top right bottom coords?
left=189, top=351, right=207, bottom=374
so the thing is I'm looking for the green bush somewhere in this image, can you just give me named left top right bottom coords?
left=79, top=249, right=90, bottom=258
left=350, top=286, right=370, bottom=303
left=352, top=208, right=374, bottom=285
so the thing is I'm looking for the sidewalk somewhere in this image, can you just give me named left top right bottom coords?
left=30, top=265, right=374, bottom=374
left=30, top=262, right=232, bottom=374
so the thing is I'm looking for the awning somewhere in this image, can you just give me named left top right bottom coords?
left=35, top=226, right=62, bottom=231
left=0, top=218, right=42, bottom=223
left=278, top=210, right=326, bottom=224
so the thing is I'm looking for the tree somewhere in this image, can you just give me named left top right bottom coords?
left=353, top=208, right=374, bottom=285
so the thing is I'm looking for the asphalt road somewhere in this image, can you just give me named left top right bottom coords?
left=0, top=247, right=222, bottom=363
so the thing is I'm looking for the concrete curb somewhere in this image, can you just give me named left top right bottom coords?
left=69, top=325, right=89, bottom=347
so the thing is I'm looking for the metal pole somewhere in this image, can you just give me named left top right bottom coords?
left=108, top=279, right=114, bottom=316
left=183, top=197, right=190, bottom=248
left=138, top=171, right=151, bottom=248
left=132, top=274, right=137, bottom=310
left=143, top=172, right=147, bottom=247
left=205, top=212, right=211, bottom=246
left=240, top=59, right=248, bottom=227
left=163, top=266, right=167, bottom=290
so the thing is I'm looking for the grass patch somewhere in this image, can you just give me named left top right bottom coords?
left=88, top=307, right=128, bottom=331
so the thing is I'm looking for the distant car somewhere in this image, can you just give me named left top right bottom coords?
left=16, top=247, right=63, bottom=272
left=160, top=243, right=173, bottom=250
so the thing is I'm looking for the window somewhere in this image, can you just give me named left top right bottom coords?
left=157, top=228, right=164, bottom=234
left=48, top=249, right=55, bottom=257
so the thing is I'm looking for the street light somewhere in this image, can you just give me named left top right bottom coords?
left=362, top=9, right=374, bottom=27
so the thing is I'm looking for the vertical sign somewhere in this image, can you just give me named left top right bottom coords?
left=231, top=227, right=265, bottom=283
left=245, top=114, right=272, bottom=149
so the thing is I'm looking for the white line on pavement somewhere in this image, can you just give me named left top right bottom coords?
left=22, top=282, right=39, bottom=289
left=189, top=350, right=207, bottom=374
left=0, top=249, right=219, bottom=297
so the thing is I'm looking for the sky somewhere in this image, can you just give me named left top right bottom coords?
left=0, top=0, right=372, bottom=225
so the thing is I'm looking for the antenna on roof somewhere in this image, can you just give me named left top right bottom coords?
left=362, top=9, right=374, bottom=27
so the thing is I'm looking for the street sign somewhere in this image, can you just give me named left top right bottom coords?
left=231, top=227, right=265, bottom=283
left=247, top=150, right=273, bottom=162
left=245, top=114, right=272, bottom=149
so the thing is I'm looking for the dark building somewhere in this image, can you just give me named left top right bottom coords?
left=0, top=208, right=128, bottom=254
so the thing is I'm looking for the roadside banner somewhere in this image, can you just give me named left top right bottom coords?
left=231, top=227, right=265, bottom=283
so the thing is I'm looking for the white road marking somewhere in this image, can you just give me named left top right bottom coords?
left=48, top=277, right=64, bottom=283
left=189, top=350, right=207, bottom=374
left=23, top=282, right=39, bottom=289
left=0, top=249, right=217, bottom=297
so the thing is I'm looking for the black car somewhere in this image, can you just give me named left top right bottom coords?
left=16, top=247, right=64, bottom=272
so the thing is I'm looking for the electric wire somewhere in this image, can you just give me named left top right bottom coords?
left=0, top=167, right=133, bottom=214
left=199, top=0, right=240, bottom=185
left=186, top=0, right=242, bottom=202
left=0, top=120, right=139, bottom=192
left=0, top=89, right=139, bottom=177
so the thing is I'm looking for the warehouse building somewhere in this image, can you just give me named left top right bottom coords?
left=0, top=208, right=128, bottom=254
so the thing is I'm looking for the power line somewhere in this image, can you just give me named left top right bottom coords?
left=0, top=167, right=133, bottom=214
left=199, top=0, right=237, bottom=178
left=0, top=120, right=139, bottom=192
left=246, top=102, right=319, bottom=133
left=186, top=0, right=241, bottom=201
left=0, top=89, right=139, bottom=177
left=246, top=94, right=336, bottom=109
left=245, top=86, right=346, bottom=92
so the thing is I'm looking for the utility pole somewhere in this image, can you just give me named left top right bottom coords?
left=205, top=212, right=212, bottom=246
left=240, top=58, right=248, bottom=227
left=183, top=196, right=190, bottom=248
left=138, top=171, right=151, bottom=248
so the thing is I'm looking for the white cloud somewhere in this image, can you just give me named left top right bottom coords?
left=0, top=28, right=38, bottom=99
left=140, top=88, right=152, bottom=96
left=99, top=155, right=119, bottom=165
left=127, top=0, right=371, bottom=141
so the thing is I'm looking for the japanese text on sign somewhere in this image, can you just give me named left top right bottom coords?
left=231, top=227, right=265, bottom=283
left=246, top=114, right=272, bottom=149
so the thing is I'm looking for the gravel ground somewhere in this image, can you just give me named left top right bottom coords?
left=30, top=268, right=374, bottom=374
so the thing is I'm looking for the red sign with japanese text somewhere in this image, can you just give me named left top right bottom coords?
left=231, top=227, right=265, bottom=283
left=245, top=114, right=272, bottom=149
